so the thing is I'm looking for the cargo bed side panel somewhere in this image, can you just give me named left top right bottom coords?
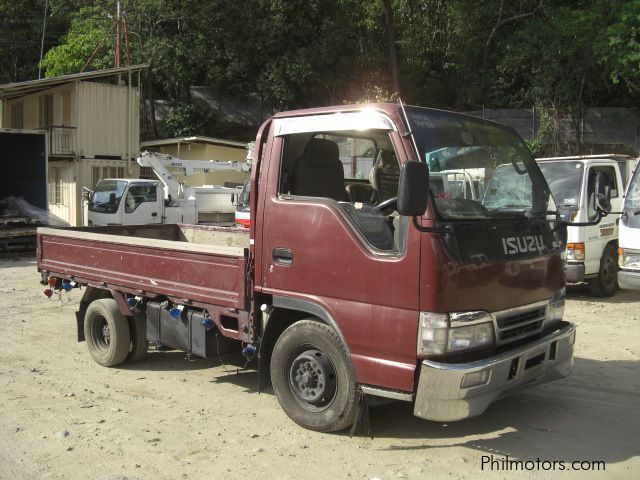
left=38, top=234, right=247, bottom=310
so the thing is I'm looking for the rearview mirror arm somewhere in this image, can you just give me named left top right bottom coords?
left=411, top=216, right=455, bottom=234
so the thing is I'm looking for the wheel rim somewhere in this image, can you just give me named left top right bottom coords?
left=288, top=348, right=337, bottom=411
left=90, top=315, right=111, bottom=352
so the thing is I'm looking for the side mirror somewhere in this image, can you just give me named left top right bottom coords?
left=231, top=193, right=237, bottom=206
left=398, top=161, right=429, bottom=216
left=82, top=187, right=94, bottom=202
left=109, top=192, right=116, bottom=204
left=594, top=171, right=612, bottom=215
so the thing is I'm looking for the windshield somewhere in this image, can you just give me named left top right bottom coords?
left=538, top=162, right=584, bottom=208
left=623, top=166, right=640, bottom=211
left=89, top=179, right=127, bottom=214
left=404, top=107, right=553, bottom=220
left=239, top=180, right=250, bottom=206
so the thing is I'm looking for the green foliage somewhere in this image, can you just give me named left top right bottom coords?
left=4, top=0, right=639, bottom=142
left=162, top=102, right=217, bottom=138
left=595, top=1, right=640, bottom=93
left=524, top=107, right=554, bottom=157
left=41, top=4, right=114, bottom=77
left=0, top=0, right=69, bottom=82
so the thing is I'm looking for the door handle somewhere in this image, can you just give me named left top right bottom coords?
left=272, top=247, right=294, bottom=265
left=151, top=212, right=158, bottom=217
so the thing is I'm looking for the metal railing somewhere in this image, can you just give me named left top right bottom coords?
left=50, top=125, right=76, bottom=156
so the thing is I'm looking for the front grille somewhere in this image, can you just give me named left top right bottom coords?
left=495, top=305, right=546, bottom=344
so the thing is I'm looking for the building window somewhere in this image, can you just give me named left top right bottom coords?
left=92, top=166, right=126, bottom=189
left=10, top=102, right=24, bottom=129
left=48, top=167, right=63, bottom=205
left=39, top=95, right=53, bottom=129
left=139, top=166, right=155, bottom=179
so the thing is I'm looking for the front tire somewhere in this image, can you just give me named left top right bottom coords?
left=270, top=319, right=357, bottom=432
left=588, top=244, right=619, bottom=297
left=84, top=298, right=131, bottom=367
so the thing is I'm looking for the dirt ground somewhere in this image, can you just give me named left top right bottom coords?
left=0, top=256, right=639, bottom=480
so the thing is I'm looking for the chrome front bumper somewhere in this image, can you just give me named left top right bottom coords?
left=414, top=322, right=576, bottom=422
left=618, top=269, right=640, bottom=290
left=565, top=262, right=585, bottom=283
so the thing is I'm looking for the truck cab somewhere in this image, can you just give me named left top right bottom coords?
left=87, top=178, right=196, bottom=226
left=618, top=160, right=640, bottom=290
left=535, top=155, right=633, bottom=296
left=234, top=179, right=251, bottom=228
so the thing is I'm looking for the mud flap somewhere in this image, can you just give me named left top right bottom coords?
left=349, top=388, right=373, bottom=439
left=75, top=310, right=85, bottom=342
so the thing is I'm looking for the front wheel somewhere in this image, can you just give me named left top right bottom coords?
left=270, top=320, right=357, bottom=432
left=588, top=244, right=619, bottom=297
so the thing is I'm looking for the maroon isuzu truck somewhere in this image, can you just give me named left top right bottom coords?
left=38, top=103, right=577, bottom=432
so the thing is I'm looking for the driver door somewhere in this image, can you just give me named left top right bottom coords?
left=122, top=183, right=163, bottom=225
left=258, top=121, right=421, bottom=392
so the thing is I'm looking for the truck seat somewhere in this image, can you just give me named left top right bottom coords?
left=292, top=138, right=347, bottom=201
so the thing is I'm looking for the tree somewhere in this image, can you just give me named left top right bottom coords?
left=0, top=0, right=68, bottom=83
left=595, top=0, right=640, bottom=95
left=40, top=3, right=115, bottom=77
left=491, top=3, right=615, bottom=152
left=162, top=102, right=216, bottom=137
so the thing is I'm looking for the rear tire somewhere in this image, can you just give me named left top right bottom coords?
left=588, top=244, right=619, bottom=297
left=270, top=319, right=357, bottom=432
left=84, top=299, right=130, bottom=367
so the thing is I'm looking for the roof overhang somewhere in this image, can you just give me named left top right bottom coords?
left=0, top=64, right=149, bottom=100
left=141, top=136, right=248, bottom=149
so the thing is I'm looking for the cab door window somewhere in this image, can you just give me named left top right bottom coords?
left=279, top=131, right=404, bottom=253
left=586, top=166, right=616, bottom=221
left=125, top=185, right=158, bottom=213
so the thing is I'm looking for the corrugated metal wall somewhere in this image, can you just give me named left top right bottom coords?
left=48, top=160, right=76, bottom=225
left=77, top=82, right=139, bottom=158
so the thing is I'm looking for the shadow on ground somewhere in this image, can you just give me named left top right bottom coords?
left=367, top=356, right=638, bottom=465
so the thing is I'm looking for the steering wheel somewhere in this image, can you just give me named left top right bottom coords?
left=374, top=196, right=398, bottom=213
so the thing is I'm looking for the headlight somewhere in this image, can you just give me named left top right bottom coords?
left=447, top=322, right=494, bottom=352
left=566, top=242, right=585, bottom=261
left=418, top=311, right=495, bottom=356
left=619, top=248, right=640, bottom=269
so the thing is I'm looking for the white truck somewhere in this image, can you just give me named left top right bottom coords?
left=86, top=150, right=250, bottom=226
left=618, top=159, right=640, bottom=290
left=536, top=155, right=636, bottom=296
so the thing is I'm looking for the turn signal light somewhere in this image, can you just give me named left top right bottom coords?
left=566, top=242, right=585, bottom=261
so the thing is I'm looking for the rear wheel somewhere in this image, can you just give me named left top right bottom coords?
left=270, top=320, right=357, bottom=432
left=84, top=299, right=130, bottom=367
left=127, top=312, right=148, bottom=363
left=588, top=244, right=619, bottom=297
